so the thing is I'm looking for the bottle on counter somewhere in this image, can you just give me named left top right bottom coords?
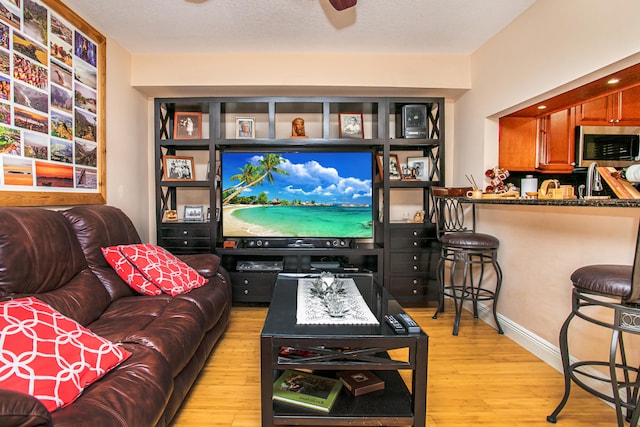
left=618, top=164, right=640, bottom=183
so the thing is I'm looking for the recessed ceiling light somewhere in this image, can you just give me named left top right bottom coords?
left=537, top=105, right=547, bottom=110
left=608, top=78, right=620, bottom=84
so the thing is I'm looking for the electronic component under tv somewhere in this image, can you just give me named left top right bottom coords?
left=221, top=151, right=373, bottom=241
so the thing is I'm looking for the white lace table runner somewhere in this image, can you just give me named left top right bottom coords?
left=296, top=278, right=379, bottom=325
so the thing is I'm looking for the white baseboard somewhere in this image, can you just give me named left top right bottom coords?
left=466, top=301, right=618, bottom=408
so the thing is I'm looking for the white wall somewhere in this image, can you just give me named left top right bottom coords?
left=104, top=40, right=151, bottom=241
left=455, top=0, right=640, bottom=367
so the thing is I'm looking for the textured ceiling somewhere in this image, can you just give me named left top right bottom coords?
left=59, top=0, right=536, bottom=55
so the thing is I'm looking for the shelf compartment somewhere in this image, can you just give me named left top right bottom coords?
left=220, top=101, right=270, bottom=139
left=272, top=369, right=414, bottom=425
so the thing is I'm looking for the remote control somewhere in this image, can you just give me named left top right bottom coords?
left=396, top=313, right=420, bottom=334
left=384, top=314, right=407, bottom=334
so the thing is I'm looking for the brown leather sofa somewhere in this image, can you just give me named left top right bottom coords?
left=0, top=205, right=232, bottom=427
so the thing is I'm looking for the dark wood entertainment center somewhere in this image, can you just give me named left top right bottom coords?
left=154, top=97, right=444, bottom=304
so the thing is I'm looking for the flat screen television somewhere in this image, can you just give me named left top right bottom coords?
left=221, top=150, right=373, bottom=240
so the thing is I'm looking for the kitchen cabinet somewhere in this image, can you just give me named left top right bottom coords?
left=577, top=85, right=640, bottom=126
left=537, top=108, right=575, bottom=173
left=499, top=109, right=574, bottom=173
left=499, top=116, right=537, bottom=171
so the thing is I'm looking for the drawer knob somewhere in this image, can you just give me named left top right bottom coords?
left=183, top=230, right=188, bottom=235
left=413, top=231, right=418, bottom=236
left=412, top=289, right=418, bottom=295
left=244, top=279, right=249, bottom=285
left=412, top=241, right=418, bottom=247
left=183, top=240, right=188, bottom=245
left=244, top=289, right=249, bottom=295
left=413, top=265, right=418, bottom=271
left=412, top=279, right=418, bottom=285
left=412, top=255, right=418, bottom=261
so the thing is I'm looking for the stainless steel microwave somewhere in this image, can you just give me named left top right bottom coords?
left=575, top=126, right=640, bottom=168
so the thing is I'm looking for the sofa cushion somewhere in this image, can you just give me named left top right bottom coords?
left=62, top=205, right=144, bottom=301
left=87, top=296, right=206, bottom=376
left=50, top=343, right=173, bottom=427
left=0, top=297, right=131, bottom=412
left=118, top=244, right=208, bottom=296
left=101, top=247, right=162, bottom=296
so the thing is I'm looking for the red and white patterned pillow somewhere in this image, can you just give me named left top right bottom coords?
left=101, top=246, right=162, bottom=296
left=0, top=297, right=131, bottom=412
left=117, top=244, right=208, bottom=296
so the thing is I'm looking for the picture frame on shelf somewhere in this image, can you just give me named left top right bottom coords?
left=406, top=156, right=431, bottom=181
left=184, top=205, right=205, bottom=222
left=163, top=155, right=195, bottom=181
left=338, top=112, right=364, bottom=138
left=173, top=112, right=202, bottom=140
left=376, top=153, right=402, bottom=181
left=162, top=209, right=178, bottom=222
left=236, top=117, right=255, bottom=139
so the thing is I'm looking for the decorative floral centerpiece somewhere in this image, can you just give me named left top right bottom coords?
left=311, top=272, right=347, bottom=317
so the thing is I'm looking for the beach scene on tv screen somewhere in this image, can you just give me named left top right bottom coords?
left=222, top=151, right=373, bottom=238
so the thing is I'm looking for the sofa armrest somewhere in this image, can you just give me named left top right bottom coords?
left=0, top=390, right=51, bottom=427
left=177, top=253, right=221, bottom=279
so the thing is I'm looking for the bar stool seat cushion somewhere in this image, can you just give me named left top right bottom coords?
left=570, top=264, right=632, bottom=298
left=440, top=232, right=499, bottom=249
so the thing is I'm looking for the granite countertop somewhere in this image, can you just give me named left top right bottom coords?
left=464, top=197, right=640, bottom=207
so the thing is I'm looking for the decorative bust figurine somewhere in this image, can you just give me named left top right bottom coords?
left=291, top=117, right=307, bottom=138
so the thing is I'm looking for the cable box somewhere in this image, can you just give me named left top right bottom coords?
left=236, top=260, right=283, bottom=272
left=310, top=262, right=342, bottom=269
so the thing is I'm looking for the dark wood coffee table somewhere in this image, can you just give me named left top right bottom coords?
left=260, top=273, right=428, bottom=426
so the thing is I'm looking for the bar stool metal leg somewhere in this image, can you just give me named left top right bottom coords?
left=548, top=289, right=640, bottom=426
left=433, top=246, right=503, bottom=335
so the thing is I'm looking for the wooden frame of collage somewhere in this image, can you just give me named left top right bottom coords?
left=0, top=0, right=106, bottom=206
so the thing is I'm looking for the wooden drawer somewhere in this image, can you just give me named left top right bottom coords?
left=388, top=227, right=436, bottom=249
left=388, top=276, right=438, bottom=299
left=161, top=237, right=211, bottom=249
left=389, top=251, right=438, bottom=274
left=230, top=272, right=277, bottom=302
left=161, top=226, right=211, bottom=238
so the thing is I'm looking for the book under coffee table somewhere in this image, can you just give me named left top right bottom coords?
left=260, top=273, right=428, bottom=426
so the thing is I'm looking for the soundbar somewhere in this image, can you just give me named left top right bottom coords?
left=242, top=238, right=354, bottom=249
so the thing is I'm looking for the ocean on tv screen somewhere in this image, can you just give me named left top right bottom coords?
left=221, top=151, right=373, bottom=238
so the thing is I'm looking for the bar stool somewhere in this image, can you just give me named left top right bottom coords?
left=431, top=187, right=504, bottom=336
left=547, top=224, right=640, bottom=427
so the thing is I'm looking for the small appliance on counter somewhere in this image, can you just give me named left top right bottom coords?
left=520, top=175, right=538, bottom=197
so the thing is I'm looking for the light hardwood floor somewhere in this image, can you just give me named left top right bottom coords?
left=170, top=304, right=619, bottom=426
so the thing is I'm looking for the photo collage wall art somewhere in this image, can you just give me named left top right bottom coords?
left=0, top=0, right=100, bottom=192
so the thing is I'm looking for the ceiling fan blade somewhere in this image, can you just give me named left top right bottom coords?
left=328, top=0, right=357, bottom=11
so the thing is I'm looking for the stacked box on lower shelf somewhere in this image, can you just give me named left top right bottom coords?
left=272, top=369, right=412, bottom=420
left=272, top=370, right=343, bottom=413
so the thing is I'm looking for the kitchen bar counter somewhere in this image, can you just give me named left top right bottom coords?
left=463, top=197, right=640, bottom=207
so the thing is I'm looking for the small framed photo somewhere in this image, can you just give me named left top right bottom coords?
left=174, top=112, right=202, bottom=140
left=162, top=209, right=178, bottom=222
left=163, top=155, right=195, bottom=181
left=184, top=205, right=205, bottom=222
left=236, top=117, right=255, bottom=139
left=406, top=156, right=431, bottom=181
left=376, top=153, right=402, bottom=181
left=339, top=112, right=364, bottom=139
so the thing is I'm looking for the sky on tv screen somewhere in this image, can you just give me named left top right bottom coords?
left=221, top=151, right=372, bottom=205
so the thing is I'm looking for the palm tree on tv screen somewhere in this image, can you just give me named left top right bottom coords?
left=223, top=153, right=289, bottom=205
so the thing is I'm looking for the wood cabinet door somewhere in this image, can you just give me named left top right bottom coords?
left=617, top=85, right=640, bottom=125
left=576, top=95, right=612, bottom=125
left=498, top=117, right=537, bottom=171
left=577, top=85, right=640, bottom=126
left=538, top=108, right=575, bottom=173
